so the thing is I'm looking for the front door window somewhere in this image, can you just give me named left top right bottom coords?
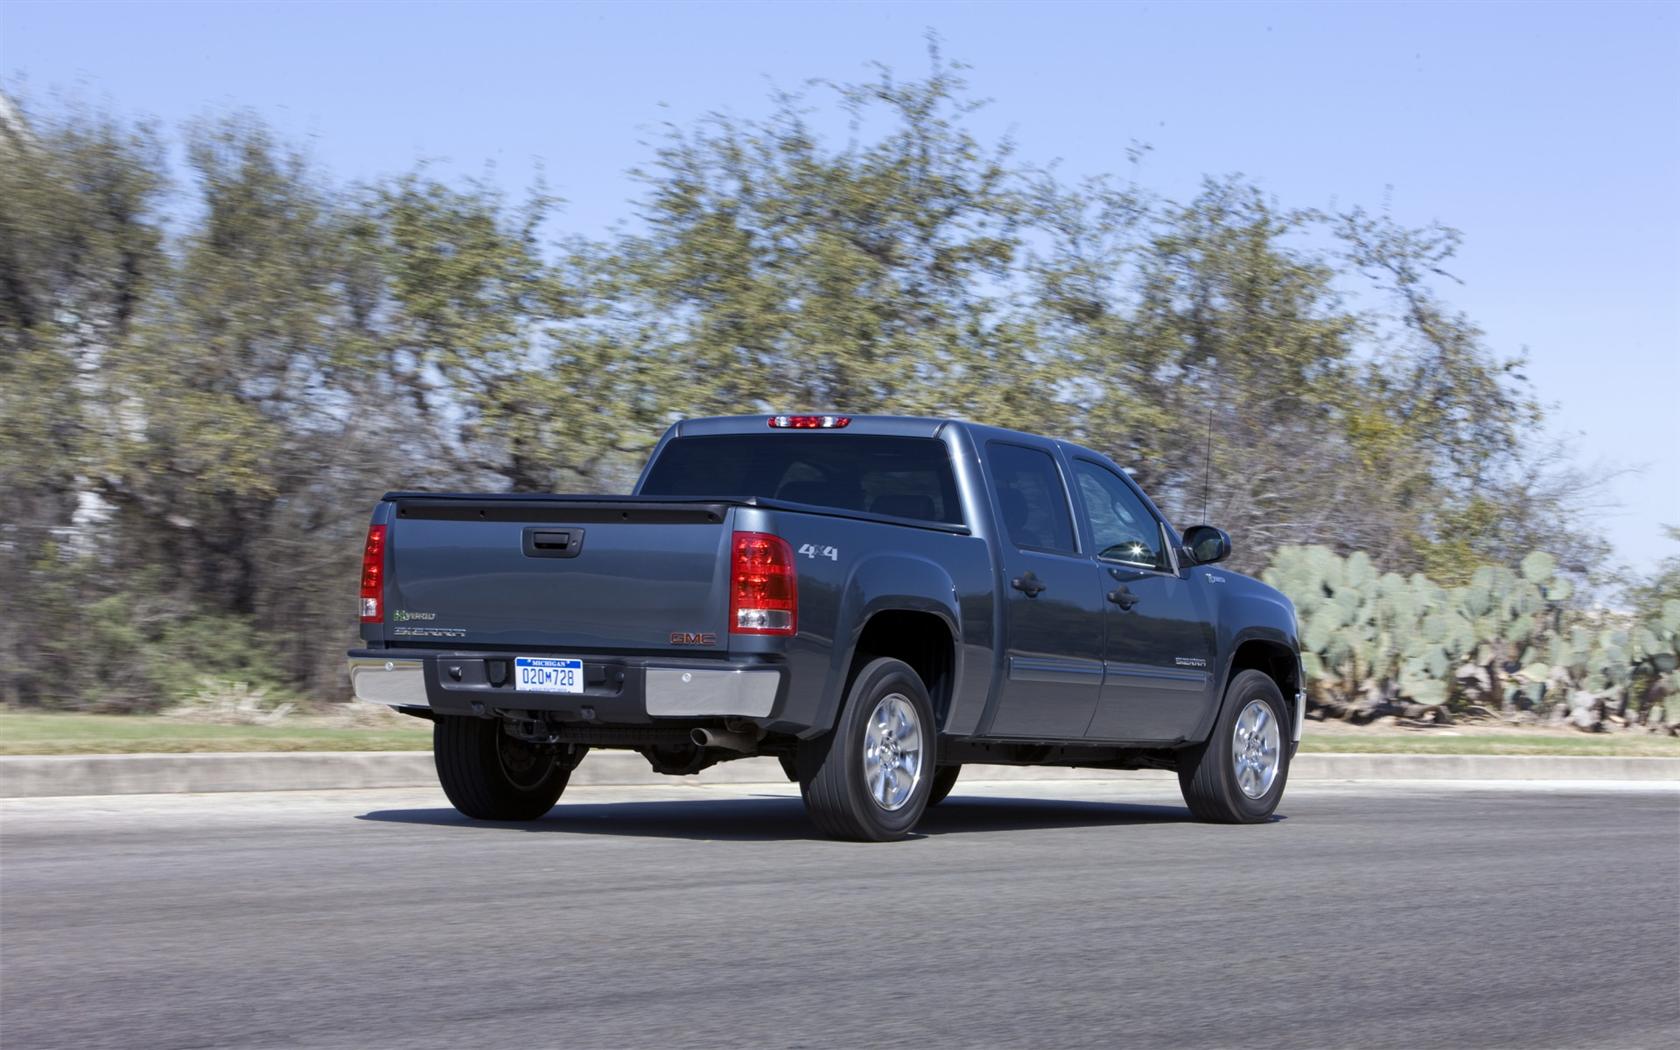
left=1071, top=461, right=1169, bottom=572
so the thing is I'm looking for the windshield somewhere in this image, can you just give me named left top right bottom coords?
left=640, top=434, right=963, bottom=525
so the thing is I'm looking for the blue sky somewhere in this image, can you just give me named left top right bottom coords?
left=4, top=0, right=1677, bottom=572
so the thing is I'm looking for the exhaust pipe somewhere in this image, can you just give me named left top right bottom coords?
left=691, top=727, right=758, bottom=754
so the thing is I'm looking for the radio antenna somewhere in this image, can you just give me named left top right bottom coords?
left=1200, top=403, right=1213, bottom=524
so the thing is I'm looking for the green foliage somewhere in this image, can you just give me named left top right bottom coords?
left=147, top=615, right=299, bottom=705
left=73, top=604, right=298, bottom=713
left=1624, top=526, right=1680, bottom=629
left=0, top=58, right=1646, bottom=710
left=1267, top=544, right=1679, bottom=724
left=9, top=550, right=295, bottom=712
left=611, top=53, right=1050, bottom=434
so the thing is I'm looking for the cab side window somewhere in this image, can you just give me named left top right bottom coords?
left=985, top=443, right=1077, bottom=554
left=1073, top=460, right=1170, bottom=572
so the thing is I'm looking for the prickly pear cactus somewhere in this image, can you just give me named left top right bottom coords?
left=1264, top=545, right=1477, bottom=716
left=1442, top=552, right=1571, bottom=713
left=1261, top=545, right=1620, bottom=724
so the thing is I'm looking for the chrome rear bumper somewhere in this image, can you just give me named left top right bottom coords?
left=645, top=666, right=780, bottom=718
left=349, top=657, right=428, bottom=707
left=348, top=653, right=780, bottom=719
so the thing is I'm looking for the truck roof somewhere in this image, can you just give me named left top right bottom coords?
left=662, top=414, right=1165, bottom=529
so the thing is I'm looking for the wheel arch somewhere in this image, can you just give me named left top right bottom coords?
left=811, top=553, right=962, bottom=737
left=1220, top=633, right=1303, bottom=741
left=849, top=609, right=957, bottom=723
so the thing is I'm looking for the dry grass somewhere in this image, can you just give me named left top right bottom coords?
left=2, top=707, right=1677, bottom=757
left=0, top=707, right=431, bottom=755
left=1299, top=718, right=1680, bottom=756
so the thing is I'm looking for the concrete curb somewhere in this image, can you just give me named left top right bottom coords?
left=1, top=750, right=1676, bottom=798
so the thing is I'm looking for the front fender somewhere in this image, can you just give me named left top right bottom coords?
left=1190, top=580, right=1302, bottom=742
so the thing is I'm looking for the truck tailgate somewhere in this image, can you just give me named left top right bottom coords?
left=383, top=496, right=735, bottom=651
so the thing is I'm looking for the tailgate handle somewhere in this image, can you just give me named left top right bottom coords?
left=522, top=527, right=585, bottom=559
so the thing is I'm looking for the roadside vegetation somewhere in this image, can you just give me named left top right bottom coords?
left=1, top=44, right=1672, bottom=736
left=4, top=707, right=1675, bottom=758
left=1274, top=545, right=1679, bottom=735
left=0, top=710, right=430, bottom=755
left=1296, top=721, right=1680, bottom=758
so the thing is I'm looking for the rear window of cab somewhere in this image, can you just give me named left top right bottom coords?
left=640, top=435, right=963, bottom=525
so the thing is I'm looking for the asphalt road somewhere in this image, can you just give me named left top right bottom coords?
left=2, top=779, right=1676, bottom=1050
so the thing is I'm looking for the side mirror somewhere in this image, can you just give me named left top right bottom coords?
left=1182, top=524, right=1231, bottom=566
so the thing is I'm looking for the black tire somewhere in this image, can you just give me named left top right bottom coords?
left=926, top=765, right=961, bottom=807
left=433, top=716, right=573, bottom=821
left=798, top=657, right=937, bottom=841
left=1177, top=669, right=1291, bottom=823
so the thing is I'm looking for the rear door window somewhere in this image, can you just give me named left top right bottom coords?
left=984, top=442, right=1077, bottom=554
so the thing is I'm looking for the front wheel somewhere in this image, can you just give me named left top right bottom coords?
left=1177, top=670, right=1291, bottom=823
left=798, top=657, right=936, bottom=841
left=434, top=716, right=575, bottom=821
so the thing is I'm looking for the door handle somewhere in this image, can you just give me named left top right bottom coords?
left=1011, top=571, right=1048, bottom=598
left=1107, top=585, right=1140, bottom=610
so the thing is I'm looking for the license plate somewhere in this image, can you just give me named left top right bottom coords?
left=513, top=657, right=583, bottom=694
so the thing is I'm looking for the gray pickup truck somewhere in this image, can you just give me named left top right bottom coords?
left=349, top=414, right=1303, bottom=840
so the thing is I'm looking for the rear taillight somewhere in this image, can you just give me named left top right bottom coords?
left=360, top=524, right=387, bottom=623
left=730, top=531, right=797, bottom=635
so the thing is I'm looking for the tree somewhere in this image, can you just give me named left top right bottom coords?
left=0, top=55, right=1617, bottom=708
left=0, top=96, right=168, bottom=705
left=608, top=49, right=1060, bottom=433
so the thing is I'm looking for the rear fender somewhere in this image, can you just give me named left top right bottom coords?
left=806, top=554, right=961, bottom=738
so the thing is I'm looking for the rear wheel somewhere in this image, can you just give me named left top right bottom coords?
left=1177, top=669, right=1290, bottom=823
left=798, top=657, right=936, bottom=841
left=434, top=716, right=574, bottom=821
left=926, top=765, right=961, bottom=807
